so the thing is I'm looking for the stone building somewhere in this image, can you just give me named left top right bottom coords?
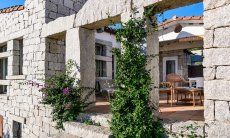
left=159, top=16, right=204, bottom=87
left=0, top=0, right=229, bottom=137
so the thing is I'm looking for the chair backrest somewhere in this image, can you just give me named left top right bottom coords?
left=166, top=73, right=186, bottom=83
left=98, top=79, right=115, bottom=89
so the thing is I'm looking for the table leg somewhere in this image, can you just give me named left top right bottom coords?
left=171, top=90, right=173, bottom=107
left=200, top=92, right=203, bottom=105
left=193, top=91, right=195, bottom=106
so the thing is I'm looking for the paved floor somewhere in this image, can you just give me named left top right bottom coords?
left=87, top=96, right=204, bottom=122
left=159, top=100, right=204, bottom=122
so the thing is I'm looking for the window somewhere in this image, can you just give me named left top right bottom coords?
left=13, top=121, right=22, bottom=138
left=166, top=60, right=176, bottom=75
left=96, top=60, right=107, bottom=77
left=0, top=58, right=7, bottom=94
left=95, top=43, right=106, bottom=56
left=0, top=58, right=7, bottom=80
left=0, top=44, right=7, bottom=94
left=19, top=40, right=23, bottom=75
left=0, top=45, right=7, bottom=53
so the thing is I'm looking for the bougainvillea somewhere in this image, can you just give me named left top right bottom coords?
left=40, top=60, right=94, bottom=129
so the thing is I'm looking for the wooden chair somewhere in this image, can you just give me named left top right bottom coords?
left=99, top=80, right=116, bottom=101
left=159, top=82, right=173, bottom=105
left=166, top=73, right=189, bottom=104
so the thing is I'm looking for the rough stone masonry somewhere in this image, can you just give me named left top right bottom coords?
left=0, top=0, right=229, bottom=137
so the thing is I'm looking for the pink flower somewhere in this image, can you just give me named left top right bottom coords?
left=62, top=87, right=70, bottom=95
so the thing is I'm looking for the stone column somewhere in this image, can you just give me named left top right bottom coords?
left=147, top=31, right=160, bottom=111
left=203, top=0, right=230, bottom=137
left=66, top=27, right=96, bottom=104
left=7, top=40, right=20, bottom=76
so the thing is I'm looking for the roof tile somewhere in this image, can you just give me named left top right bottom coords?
left=159, top=16, right=203, bottom=27
left=0, top=5, right=24, bottom=14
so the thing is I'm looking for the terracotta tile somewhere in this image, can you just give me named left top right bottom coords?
left=0, top=5, right=24, bottom=14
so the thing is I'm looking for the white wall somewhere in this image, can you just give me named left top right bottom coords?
left=95, top=32, right=121, bottom=49
left=159, top=22, right=204, bottom=42
left=95, top=32, right=120, bottom=82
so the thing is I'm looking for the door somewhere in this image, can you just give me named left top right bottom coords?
left=163, top=56, right=178, bottom=81
left=0, top=115, right=3, bottom=138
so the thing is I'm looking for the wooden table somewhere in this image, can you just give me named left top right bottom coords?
left=175, top=87, right=203, bottom=106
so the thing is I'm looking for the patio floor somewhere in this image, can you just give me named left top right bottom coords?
left=87, top=96, right=204, bottom=122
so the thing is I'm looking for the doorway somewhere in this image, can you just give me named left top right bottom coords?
left=163, top=56, right=178, bottom=81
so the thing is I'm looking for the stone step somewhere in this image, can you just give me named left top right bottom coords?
left=77, top=113, right=111, bottom=128
left=63, top=122, right=111, bottom=138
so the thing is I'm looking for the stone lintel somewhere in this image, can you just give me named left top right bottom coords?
left=9, top=114, right=26, bottom=124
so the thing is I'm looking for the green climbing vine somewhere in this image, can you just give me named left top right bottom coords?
left=110, top=4, right=165, bottom=138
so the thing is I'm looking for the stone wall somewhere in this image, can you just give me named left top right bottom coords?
left=45, top=0, right=87, bottom=22
left=0, top=0, right=229, bottom=137
left=0, top=0, right=62, bottom=137
left=203, top=0, right=230, bottom=137
left=45, top=37, right=66, bottom=77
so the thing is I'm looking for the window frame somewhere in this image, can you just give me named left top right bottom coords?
left=95, top=43, right=106, bottom=56
left=96, top=60, right=107, bottom=77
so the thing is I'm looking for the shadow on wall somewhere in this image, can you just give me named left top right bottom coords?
left=176, top=31, right=197, bottom=39
left=45, top=0, right=88, bottom=23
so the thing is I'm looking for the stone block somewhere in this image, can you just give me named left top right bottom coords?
left=213, top=27, right=230, bottom=48
left=64, top=0, right=74, bottom=9
left=215, top=101, right=230, bottom=122
left=204, top=80, right=230, bottom=101
left=203, top=48, right=230, bottom=67
left=204, top=100, right=215, bottom=121
left=9, top=114, right=26, bottom=124
left=46, top=1, right=58, bottom=12
left=204, top=4, right=230, bottom=29
left=204, top=0, right=230, bottom=10
left=203, top=29, right=213, bottom=49
left=216, top=66, right=230, bottom=80
left=206, top=121, right=230, bottom=137
left=58, top=4, right=70, bottom=15
left=203, top=67, right=215, bottom=81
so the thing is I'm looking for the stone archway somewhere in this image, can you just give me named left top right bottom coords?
left=41, top=0, right=230, bottom=137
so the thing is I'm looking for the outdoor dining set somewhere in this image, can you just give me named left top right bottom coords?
left=96, top=73, right=203, bottom=107
left=160, top=73, right=204, bottom=106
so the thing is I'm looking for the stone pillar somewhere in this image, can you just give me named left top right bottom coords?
left=7, top=40, right=20, bottom=76
left=66, top=27, right=96, bottom=103
left=147, top=31, right=160, bottom=111
left=203, top=0, right=230, bottom=137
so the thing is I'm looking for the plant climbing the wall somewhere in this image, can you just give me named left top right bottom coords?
left=40, top=60, right=94, bottom=129
left=110, top=5, right=165, bottom=137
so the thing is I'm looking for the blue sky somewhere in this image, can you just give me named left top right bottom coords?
left=0, top=0, right=203, bottom=23
left=158, top=2, right=204, bottom=22
left=0, top=0, right=25, bottom=9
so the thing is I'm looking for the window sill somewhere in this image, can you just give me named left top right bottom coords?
left=0, top=80, right=10, bottom=85
left=96, top=77, right=112, bottom=80
left=95, top=55, right=112, bottom=61
left=0, top=94, right=9, bottom=100
left=6, top=75, right=26, bottom=80
left=0, top=51, right=10, bottom=59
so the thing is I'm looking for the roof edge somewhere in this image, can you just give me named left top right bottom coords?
left=0, top=5, right=24, bottom=14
